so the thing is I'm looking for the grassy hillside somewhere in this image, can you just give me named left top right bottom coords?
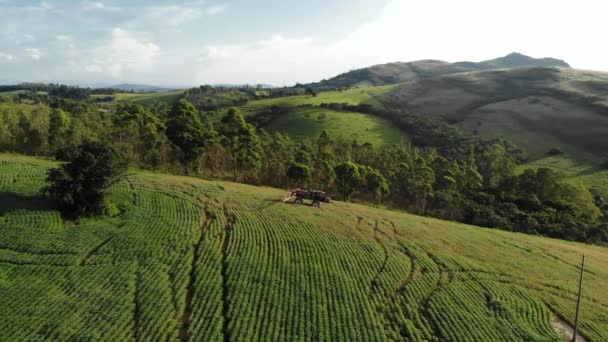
left=311, top=53, right=570, bottom=90
left=240, top=85, right=395, bottom=116
left=384, top=67, right=608, bottom=163
left=237, top=85, right=403, bottom=145
left=1, top=153, right=607, bottom=341
left=524, top=155, right=608, bottom=195
left=0, top=90, right=26, bottom=96
left=262, top=107, right=407, bottom=146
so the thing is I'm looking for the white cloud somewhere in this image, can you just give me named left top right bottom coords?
left=39, top=1, right=52, bottom=10
left=85, top=28, right=160, bottom=79
left=85, top=64, right=103, bottom=73
left=24, top=48, right=41, bottom=60
left=56, top=34, right=76, bottom=49
left=191, top=34, right=327, bottom=85
left=197, top=46, right=230, bottom=63
left=205, top=4, right=228, bottom=16
left=143, top=5, right=204, bottom=27
left=0, top=53, right=14, bottom=62
left=81, top=1, right=106, bottom=11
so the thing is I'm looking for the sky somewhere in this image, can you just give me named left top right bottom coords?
left=0, top=0, right=607, bottom=87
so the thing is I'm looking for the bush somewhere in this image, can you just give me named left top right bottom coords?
left=44, top=142, right=127, bottom=218
left=547, top=147, right=563, bottom=156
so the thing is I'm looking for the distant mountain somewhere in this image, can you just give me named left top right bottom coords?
left=312, top=53, right=570, bottom=89
left=381, top=67, right=608, bottom=162
left=107, top=84, right=183, bottom=93
left=468, top=52, right=570, bottom=70
left=213, top=83, right=275, bottom=88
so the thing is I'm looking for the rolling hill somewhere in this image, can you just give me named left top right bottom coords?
left=311, top=52, right=570, bottom=89
left=1, top=153, right=606, bottom=341
left=237, top=85, right=404, bottom=145
left=382, top=67, right=608, bottom=163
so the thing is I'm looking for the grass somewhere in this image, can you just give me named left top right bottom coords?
left=387, top=67, right=608, bottom=164
left=0, top=90, right=26, bottom=96
left=264, top=107, right=407, bottom=146
left=236, top=85, right=403, bottom=146
left=523, top=154, right=608, bottom=195
left=240, top=85, right=396, bottom=116
left=92, top=90, right=185, bottom=106
left=0, top=153, right=607, bottom=341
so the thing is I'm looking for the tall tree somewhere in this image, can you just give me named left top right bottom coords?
left=286, top=162, right=312, bottom=187
left=334, top=162, right=361, bottom=201
left=362, top=165, right=389, bottom=204
left=48, top=108, right=71, bottom=151
left=219, top=108, right=263, bottom=182
left=166, top=99, right=210, bottom=175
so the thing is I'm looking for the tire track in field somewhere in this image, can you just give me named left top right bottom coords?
left=220, top=205, right=236, bottom=342
left=418, top=253, right=452, bottom=341
left=370, top=220, right=390, bottom=294
left=80, top=236, right=113, bottom=266
left=396, top=242, right=417, bottom=291
left=179, top=202, right=214, bottom=342
left=132, top=269, right=142, bottom=342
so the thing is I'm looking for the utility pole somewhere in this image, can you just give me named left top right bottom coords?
left=572, top=254, right=585, bottom=342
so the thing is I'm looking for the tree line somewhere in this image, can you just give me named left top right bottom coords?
left=1, top=95, right=607, bottom=244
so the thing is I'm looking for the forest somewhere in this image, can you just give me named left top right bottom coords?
left=1, top=88, right=607, bottom=244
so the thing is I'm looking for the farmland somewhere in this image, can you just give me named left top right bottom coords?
left=1, top=153, right=607, bottom=341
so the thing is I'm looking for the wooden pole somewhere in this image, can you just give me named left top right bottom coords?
left=572, top=254, right=585, bottom=342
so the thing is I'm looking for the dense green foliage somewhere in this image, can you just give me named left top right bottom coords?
left=0, top=154, right=607, bottom=341
left=166, top=99, right=211, bottom=174
left=44, top=142, right=127, bottom=217
left=0, top=86, right=606, bottom=244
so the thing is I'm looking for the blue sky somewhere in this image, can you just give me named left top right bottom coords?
left=1, top=0, right=607, bottom=86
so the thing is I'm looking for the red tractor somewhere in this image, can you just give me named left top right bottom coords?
left=284, top=189, right=332, bottom=208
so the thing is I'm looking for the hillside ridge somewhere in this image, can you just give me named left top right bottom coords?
left=311, top=52, right=570, bottom=89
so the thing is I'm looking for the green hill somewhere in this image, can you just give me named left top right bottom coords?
left=238, top=85, right=403, bottom=145
left=260, top=107, right=407, bottom=146
left=1, top=153, right=607, bottom=341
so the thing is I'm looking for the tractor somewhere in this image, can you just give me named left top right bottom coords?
left=284, top=189, right=332, bottom=207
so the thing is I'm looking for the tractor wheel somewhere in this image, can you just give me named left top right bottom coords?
left=312, top=201, right=320, bottom=208
left=295, top=198, right=303, bottom=205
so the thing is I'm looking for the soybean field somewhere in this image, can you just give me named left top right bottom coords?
left=0, top=154, right=607, bottom=341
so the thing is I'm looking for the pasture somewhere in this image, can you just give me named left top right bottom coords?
left=262, top=107, right=407, bottom=146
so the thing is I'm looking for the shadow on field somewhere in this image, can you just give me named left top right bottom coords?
left=0, top=192, right=57, bottom=214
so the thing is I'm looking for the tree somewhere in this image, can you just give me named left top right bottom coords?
left=334, top=162, right=361, bottom=200
left=219, top=108, right=263, bottom=182
left=304, top=87, right=317, bottom=97
left=44, top=142, right=127, bottom=218
left=286, top=162, right=312, bottom=187
left=478, top=143, right=515, bottom=189
left=48, top=108, right=71, bottom=151
left=362, top=166, right=389, bottom=204
left=166, top=99, right=210, bottom=175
